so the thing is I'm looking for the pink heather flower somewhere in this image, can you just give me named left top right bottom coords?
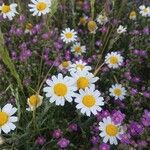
left=95, top=40, right=102, bottom=47
left=68, top=123, right=78, bottom=132
left=99, top=143, right=110, bottom=150
left=82, top=1, right=90, bottom=12
left=90, top=123, right=99, bottom=133
left=143, top=27, right=149, bottom=35
left=112, top=110, right=125, bottom=125
left=137, top=140, right=148, bottom=148
left=141, top=110, right=150, bottom=127
left=143, top=92, right=150, bottom=98
left=17, top=15, right=26, bottom=24
left=42, top=33, right=50, bottom=39
left=96, top=110, right=110, bottom=121
left=124, top=71, right=132, bottom=80
left=90, top=136, right=100, bottom=145
left=36, top=136, right=46, bottom=145
left=52, top=129, right=63, bottom=139
left=130, top=88, right=138, bottom=96
left=132, top=77, right=140, bottom=83
left=120, top=133, right=131, bottom=144
left=132, top=49, right=140, bottom=55
left=129, top=122, right=144, bottom=136
left=57, top=138, right=70, bottom=149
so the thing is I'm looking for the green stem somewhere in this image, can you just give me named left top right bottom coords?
left=33, top=109, right=36, bottom=130
left=71, top=0, right=76, bottom=28
left=94, top=25, right=114, bottom=71
left=113, top=74, right=119, bottom=83
left=90, top=0, right=95, bottom=20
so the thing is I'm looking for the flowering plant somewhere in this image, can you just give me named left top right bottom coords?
left=0, top=0, right=150, bottom=149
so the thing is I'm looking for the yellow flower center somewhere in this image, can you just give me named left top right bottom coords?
left=82, top=95, right=96, bottom=108
left=144, top=8, right=148, bottom=13
left=26, top=23, right=33, bottom=30
left=36, top=2, right=47, bottom=11
left=75, top=46, right=81, bottom=53
left=106, top=124, right=118, bottom=136
left=114, top=88, right=122, bottom=96
left=76, top=64, right=84, bottom=70
left=109, top=56, right=118, bottom=64
left=0, top=112, right=9, bottom=126
left=77, top=77, right=89, bottom=89
left=54, top=83, right=67, bottom=96
left=65, top=32, right=73, bottom=39
left=29, top=95, right=40, bottom=106
left=88, top=21, right=97, bottom=32
left=62, top=61, right=69, bottom=68
left=1, top=5, right=10, bottom=13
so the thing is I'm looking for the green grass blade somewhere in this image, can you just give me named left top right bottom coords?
left=0, top=29, right=23, bottom=91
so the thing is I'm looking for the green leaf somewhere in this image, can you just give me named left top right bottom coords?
left=0, top=28, right=23, bottom=91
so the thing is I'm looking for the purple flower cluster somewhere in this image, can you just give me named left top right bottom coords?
left=111, top=110, right=125, bottom=125
left=141, top=110, right=150, bottom=127
left=129, top=122, right=144, bottom=136
left=57, top=138, right=70, bottom=149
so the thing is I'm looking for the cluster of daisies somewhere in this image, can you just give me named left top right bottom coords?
left=0, top=1, right=150, bottom=21
left=0, top=0, right=51, bottom=20
left=0, top=24, right=127, bottom=146
left=0, top=0, right=149, bottom=147
left=43, top=65, right=104, bottom=117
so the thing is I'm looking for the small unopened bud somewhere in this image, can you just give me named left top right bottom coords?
left=0, top=136, right=4, bottom=145
left=87, top=21, right=98, bottom=34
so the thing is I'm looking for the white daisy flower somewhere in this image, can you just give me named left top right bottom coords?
left=109, top=84, right=126, bottom=100
left=99, top=116, right=124, bottom=145
left=43, top=73, right=77, bottom=106
left=117, top=25, right=127, bottom=34
left=61, top=28, right=77, bottom=44
left=105, top=52, right=123, bottom=69
left=0, top=104, right=18, bottom=134
left=27, top=94, right=43, bottom=111
left=69, top=60, right=92, bottom=73
left=71, top=71, right=99, bottom=90
left=71, top=42, right=86, bottom=56
left=0, top=3, right=18, bottom=20
left=139, top=5, right=150, bottom=17
left=96, top=14, right=108, bottom=25
left=28, top=0, right=51, bottom=16
left=58, top=61, right=71, bottom=71
left=75, top=85, right=104, bottom=116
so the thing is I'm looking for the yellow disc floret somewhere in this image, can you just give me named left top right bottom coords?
left=1, top=5, right=10, bottom=13
left=114, top=88, right=122, bottom=96
left=54, top=83, right=67, bottom=96
left=65, top=32, right=73, bottom=39
left=0, top=112, right=9, bottom=126
left=77, top=77, right=89, bottom=89
left=75, top=46, right=81, bottom=53
left=106, top=124, right=118, bottom=136
left=109, top=56, right=118, bottom=64
left=76, top=64, right=84, bottom=70
left=36, top=2, right=47, bottom=11
left=82, top=95, right=96, bottom=108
